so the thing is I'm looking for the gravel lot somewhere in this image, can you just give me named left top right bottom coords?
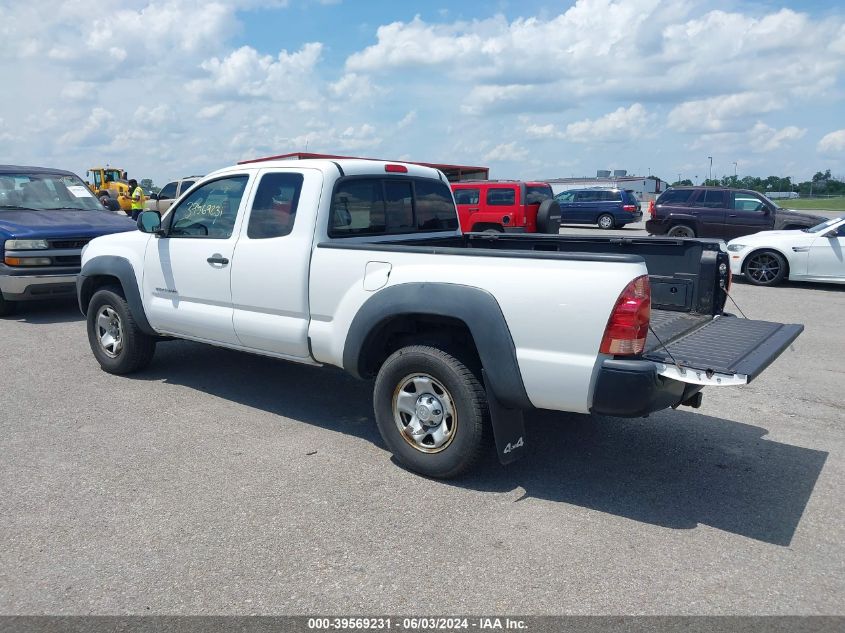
left=1, top=225, right=843, bottom=614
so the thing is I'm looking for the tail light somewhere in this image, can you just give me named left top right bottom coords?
left=622, top=204, right=637, bottom=212
left=600, top=275, right=651, bottom=355
left=648, top=200, right=655, bottom=218
left=385, top=164, right=408, bottom=173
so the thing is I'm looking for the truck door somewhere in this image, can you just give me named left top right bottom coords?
left=725, top=191, right=772, bottom=239
left=689, top=190, right=727, bottom=238
left=142, top=174, right=251, bottom=344
left=230, top=169, right=322, bottom=358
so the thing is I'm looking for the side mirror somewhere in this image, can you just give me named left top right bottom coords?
left=137, top=210, right=162, bottom=235
left=823, top=229, right=838, bottom=238
left=148, top=192, right=158, bottom=200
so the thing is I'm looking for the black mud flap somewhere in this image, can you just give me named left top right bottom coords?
left=483, top=369, right=526, bottom=465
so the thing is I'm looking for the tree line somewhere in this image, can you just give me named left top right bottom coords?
left=671, top=170, right=845, bottom=196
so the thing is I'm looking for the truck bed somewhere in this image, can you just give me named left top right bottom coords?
left=328, top=232, right=800, bottom=382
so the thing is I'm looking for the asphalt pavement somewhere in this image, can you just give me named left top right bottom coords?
left=0, top=232, right=843, bottom=614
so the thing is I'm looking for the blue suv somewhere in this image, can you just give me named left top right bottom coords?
left=554, top=188, right=642, bottom=229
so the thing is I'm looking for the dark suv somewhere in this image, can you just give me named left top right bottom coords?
left=646, top=187, right=826, bottom=239
left=554, top=188, right=642, bottom=229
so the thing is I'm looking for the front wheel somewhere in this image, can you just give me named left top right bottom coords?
left=373, top=345, right=490, bottom=478
left=86, top=286, right=156, bottom=374
left=0, top=294, right=17, bottom=317
left=744, top=250, right=787, bottom=286
left=597, top=213, right=615, bottom=230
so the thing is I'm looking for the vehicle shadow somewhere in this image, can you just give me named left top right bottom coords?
left=732, top=277, right=845, bottom=293
left=1, top=298, right=83, bottom=324
left=139, top=341, right=826, bottom=547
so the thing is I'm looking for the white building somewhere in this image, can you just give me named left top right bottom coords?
left=546, top=172, right=670, bottom=201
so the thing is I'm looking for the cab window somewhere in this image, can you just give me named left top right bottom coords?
left=247, top=172, right=303, bottom=239
left=732, top=192, right=766, bottom=212
left=168, top=175, right=248, bottom=239
left=158, top=182, right=178, bottom=200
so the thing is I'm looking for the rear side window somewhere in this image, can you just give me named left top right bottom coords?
left=329, top=177, right=458, bottom=237
left=247, top=172, right=303, bottom=239
left=525, top=185, right=552, bottom=204
left=453, top=188, right=480, bottom=205
left=600, top=190, right=621, bottom=202
left=179, top=180, right=196, bottom=195
left=416, top=180, right=459, bottom=230
left=694, top=190, right=726, bottom=208
left=657, top=189, right=694, bottom=205
left=486, top=187, right=516, bottom=206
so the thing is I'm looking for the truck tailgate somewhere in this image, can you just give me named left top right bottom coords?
left=643, top=315, right=803, bottom=385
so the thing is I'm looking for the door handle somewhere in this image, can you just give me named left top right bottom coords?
left=728, top=214, right=738, bottom=217
left=468, top=207, right=479, bottom=212
left=207, top=255, right=229, bottom=265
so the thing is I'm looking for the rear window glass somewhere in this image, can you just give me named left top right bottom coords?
left=453, top=188, right=480, bottom=205
left=329, top=177, right=457, bottom=237
left=486, top=187, right=516, bottom=206
left=525, top=185, right=552, bottom=204
left=694, top=190, right=726, bottom=208
left=657, top=189, right=694, bottom=205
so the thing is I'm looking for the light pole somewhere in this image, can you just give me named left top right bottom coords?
left=733, top=161, right=737, bottom=180
left=708, top=156, right=713, bottom=184
left=678, top=172, right=681, bottom=184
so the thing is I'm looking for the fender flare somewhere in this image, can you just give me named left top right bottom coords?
left=664, top=213, right=700, bottom=232
left=342, top=283, right=532, bottom=410
left=77, top=255, right=156, bottom=336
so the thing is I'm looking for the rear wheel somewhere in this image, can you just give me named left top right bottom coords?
left=86, top=286, right=156, bottom=374
left=744, top=250, right=787, bottom=286
left=667, top=224, right=695, bottom=238
left=597, top=213, right=615, bottom=230
left=373, top=345, right=489, bottom=478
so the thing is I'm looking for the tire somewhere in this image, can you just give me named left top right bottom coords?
left=0, top=294, right=17, bottom=317
left=373, top=345, right=490, bottom=478
left=743, top=250, right=787, bottom=286
left=667, top=224, right=696, bottom=238
left=536, top=199, right=562, bottom=234
left=597, top=213, right=615, bottom=230
left=86, top=286, right=156, bottom=374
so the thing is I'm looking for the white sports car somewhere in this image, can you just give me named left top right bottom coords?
left=727, top=216, right=845, bottom=286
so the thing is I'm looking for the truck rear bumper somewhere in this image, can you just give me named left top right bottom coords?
left=0, top=271, right=78, bottom=301
left=590, top=359, right=702, bottom=417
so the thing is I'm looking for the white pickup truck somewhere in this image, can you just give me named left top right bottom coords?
left=77, top=159, right=803, bottom=477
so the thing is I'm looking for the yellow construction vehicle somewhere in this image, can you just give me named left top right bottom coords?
left=86, top=167, right=138, bottom=213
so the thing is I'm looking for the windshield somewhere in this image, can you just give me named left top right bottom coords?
left=0, top=173, right=104, bottom=212
left=803, top=217, right=844, bottom=233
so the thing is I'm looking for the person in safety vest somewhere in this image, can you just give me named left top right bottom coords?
left=126, top=179, right=145, bottom=220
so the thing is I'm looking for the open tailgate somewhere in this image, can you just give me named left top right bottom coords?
left=643, top=315, right=803, bottom=386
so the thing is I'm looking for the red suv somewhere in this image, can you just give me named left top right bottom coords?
left=450, top=180, right=561, bottom=234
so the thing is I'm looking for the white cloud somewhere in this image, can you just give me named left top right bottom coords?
left=690, top=122, right=806, bottom=154
left=565, top=104, right=653, bottom=142
left=818, top=129, right=845, bottom=155
left=483, top=142, right=528, bottom=162
left=57, top=107, right=115, bottom=148
left=396, top=110, right=417, bottom=129
left=668, top=93, right=785, bottom=132
left=344, top=1, right=845, bottom=115
left=189, top=43, right=323, bottom=100
left=197, top=104, right=227, bottom=120
left=328, top=72, right=382, bottom=101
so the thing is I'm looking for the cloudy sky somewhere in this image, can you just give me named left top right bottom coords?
left=1, top=0, right=844, bottom=186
